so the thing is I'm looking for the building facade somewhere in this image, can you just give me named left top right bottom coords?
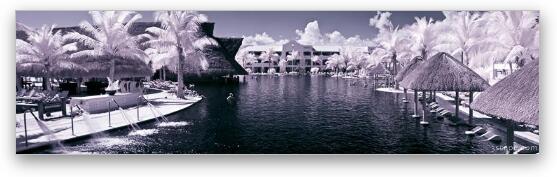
left=242, top=41, right=373, bottom=73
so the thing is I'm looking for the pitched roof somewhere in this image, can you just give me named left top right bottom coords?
left=400, top=52, right=490, bottom=92
left=471, top=59, right=539, bottom=125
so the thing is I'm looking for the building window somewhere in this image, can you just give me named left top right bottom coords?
left=303, top=51, right=311, bottom=56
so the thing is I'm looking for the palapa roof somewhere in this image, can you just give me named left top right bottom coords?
left=368, top=64, right=390, bottom=75
left=471, top=59, right=538, bottom=125
left=395, top=56, right=423, bottom=82
left=73, top=56, right=152, bottom=78
left=400, top=52, right=490, bottom=92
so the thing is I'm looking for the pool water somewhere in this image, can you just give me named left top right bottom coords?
left=35, top=76, right=503, bottom=154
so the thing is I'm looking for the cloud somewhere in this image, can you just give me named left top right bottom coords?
left=296, top=21, right=374, bottom=46
left=369, top=11, right=393, bottom=32
left=242, top=32, right=289, bottom=46
left=295, top=21, right=324, bottom=45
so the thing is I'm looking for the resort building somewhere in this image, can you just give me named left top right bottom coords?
left=242, top=41, right=373, bottom=73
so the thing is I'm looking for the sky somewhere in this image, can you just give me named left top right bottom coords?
left=16, top=11, right=445, bottom=46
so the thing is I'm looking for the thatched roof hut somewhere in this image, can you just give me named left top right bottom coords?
left=368, top=64, right=390, bottom=75
left=471, top=59, right=538, bottom=125
left=395, top=56, right=423, bottom=82
left=400, top=52, right=490, bottom=92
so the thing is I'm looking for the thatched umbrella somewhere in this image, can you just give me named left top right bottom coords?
left=395, top=56, right=424, bottom=105
left=16, top=61, right=89, bottom=92
left=368, top=64, right=390, bottom=87
left=16, top=63, right=47, bottom=77
left=400, top=52, right=490, bottom=124
left=48, top=61, right=89, bottom=78
left=73, top=56, right=152, bottom=79
left=471, top=59, right=538, bottom=153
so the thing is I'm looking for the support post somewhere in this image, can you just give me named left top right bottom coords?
left=469, top=91, right=474, bottom=126
left=412, top=90, right=420, bottom=118
left=455, top=91, right=460, bottom=120
left=38, top=102, right=44, bottom=120
left=137, top=97, right=140, bottom=121
left=403, top=88, right=408, bottom=102
left=506, top=119, right=515, bottom=154
left=70, top=106, right=74, bottom=135
left=23, top=111, right=28, bottom=147
left=422, top=91, right=426, bottom=103
left=108, top=101, right=112, bottom=127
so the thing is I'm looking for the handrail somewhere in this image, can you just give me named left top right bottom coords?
left=22, top=109, right=32, bottom=147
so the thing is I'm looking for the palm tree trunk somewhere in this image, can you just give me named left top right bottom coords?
left=109, top=59, right=116, bottom=82
left=176, top=46, right=185, bottom=98
left=42, top=77, right=50, bottom=90
left=392, top=53, right=398, bottom=89
left=16, top=76, right=22, bottom=91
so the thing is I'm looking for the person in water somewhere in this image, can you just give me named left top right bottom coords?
left=226, top=93, right=235, bottom=103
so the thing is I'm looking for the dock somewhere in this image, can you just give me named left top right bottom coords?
left=15, top=91, right=202, bottom=153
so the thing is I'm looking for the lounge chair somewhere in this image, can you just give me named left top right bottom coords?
left=438, top=110, right=452, bottom=117
left=480, top=132, right=502, bottom=143
left=465, top=126, right=487, bottom=136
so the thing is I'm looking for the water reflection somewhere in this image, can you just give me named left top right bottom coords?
left=36, top=76, right=502, bottom=154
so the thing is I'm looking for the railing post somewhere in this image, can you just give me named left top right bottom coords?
left=108, top=101, right=112, bottom=127
left=137, top=97, right=140, bottom=121
left=70, top=106, right=74, bottom=135
left=23, top=111, right=28, bottom=147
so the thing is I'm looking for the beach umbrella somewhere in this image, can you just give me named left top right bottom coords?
left=471, top=59, right=538, bottom=153
left=16, top=63, right=47, bottom=77
left=72, top=55, right=152, bottom=79
left=395, top=56, right=424, bottom=105
left=49, top=61, right=89, bottom=78
left=400, top=52, right=490, bottom=124
left=16, top=60, right=89, bottom=78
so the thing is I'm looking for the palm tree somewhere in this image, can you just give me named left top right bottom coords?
left=260, top=48, right=279, bottom=74
left=433, top=11, right=488, bottom=65
left=286, top=51, right=301, bottom=72
left=325, top=54, right=346, bottom=76
left=485, top=11, right=539, bottom=72
left=403, top=17, right=439, bottom=60
left=64, top=11, right=147, bottom=83
left=143, top=11, right=214, bottom=98
left=16, top=23, right=80, bottom=90
left=370, top=12, right=413, bottom=88
left=278, top=59, right=288, bottom=73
